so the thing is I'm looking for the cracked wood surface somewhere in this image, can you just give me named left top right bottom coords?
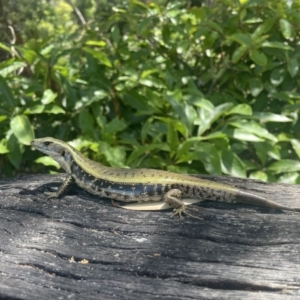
left=0, top=174, right=300, bottom=299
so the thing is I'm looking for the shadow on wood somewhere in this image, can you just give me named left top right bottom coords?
left=0, top=174, right=300, bottom=299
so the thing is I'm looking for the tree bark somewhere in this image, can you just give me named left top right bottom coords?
left=0, top=174, right=300, bottom=299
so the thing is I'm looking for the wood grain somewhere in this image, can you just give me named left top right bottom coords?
left=0, top=174, right=300, bottom=299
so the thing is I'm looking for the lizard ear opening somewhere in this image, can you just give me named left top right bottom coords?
left=61, top=150, right=65, bottom=157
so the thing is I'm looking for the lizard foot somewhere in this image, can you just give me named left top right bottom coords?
left=165, top=189, right=204, bottom=221
left=45, top=191, right=60, bottom=200
left=172, top=206, right=204, bottom=221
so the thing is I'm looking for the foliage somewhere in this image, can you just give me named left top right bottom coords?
left=1, top=0, right=300, bottom=184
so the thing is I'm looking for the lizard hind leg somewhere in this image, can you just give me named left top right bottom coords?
left=164, top=189, right=204, bottom=220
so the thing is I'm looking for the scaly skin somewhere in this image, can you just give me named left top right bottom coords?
left=31, top=137, right=297, bottom=218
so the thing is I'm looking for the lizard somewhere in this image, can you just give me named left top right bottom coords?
left=31, top=137, right=299, bottom=218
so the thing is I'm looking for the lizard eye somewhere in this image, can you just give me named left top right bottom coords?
left=43, top=141, right=51, bottom=146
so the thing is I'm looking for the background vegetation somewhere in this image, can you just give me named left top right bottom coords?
left=1, top=0, right=300, bottom=183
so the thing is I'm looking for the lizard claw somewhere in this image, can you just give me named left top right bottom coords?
left=45, top=191, right=59, bottom=200
left=172, top=206, right=204, bottom=221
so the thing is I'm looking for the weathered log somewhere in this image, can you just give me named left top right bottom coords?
left=0, top=174, right=300, bottom=299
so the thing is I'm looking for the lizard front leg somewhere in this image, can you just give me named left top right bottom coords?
left=46, top=175, right=74, bottom=199
left=164, top=189, right=203, bottom=220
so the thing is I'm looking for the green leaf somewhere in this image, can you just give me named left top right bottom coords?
left=41, top=89, right=57, bottom=105
left=268, top=160, right=300, bottom=174
left=35, top=156, right=60, bottom=169
left=220, top=150, right=246, bottom=178
left=0, top=42, right=12, bottom=53
left=249, top=50, right=267, bottom=66
left=0, top=61, right=26, bottom=78
left=277, top=172, right=300, bottom=184
left=249, top=78, right=263, bottom=97
left=270, top=68, right=285, bottom=86
left=127, top=143, right=169, bottom=166
left=229, top=121, right=277, bottom=142
left=99, top=142, right=127, bottom=168
left=27, top=104, right=45, bottom=114
left=197, top=143, right=222, bottom=175
left=155, top=117, right=188, bottom=138
left=0, top=115, right=7, bottom=122
left=287, top=58, right=299, bottom=78
left=195, top=102, right=233, bottom=136
left=262, top=41, right=293, bottom=50
left=104, top=118, right=127, bottom=135
left=85, top=40, right=106, bottom=47
left=207, top=20, right=223, bottom=34
left=177, top=143, right=222, bottom=175
left=291, top=139, right=300, bottom=159
left=111, top=26, right=120, bottom=44
left=254, top=142, right=280, bottom=165
left=232, top=45, right=248, bottom=63
left=202, top=131, right=227, bottom=140
left=277, top=133, right=293, bottom=142
left=141, top=118, right=152, bottom=144
left=0, top=75, right=17, bottom=107
left=227, top=104, right=252, bottom=116
left=44, top=104, right=65, bottom=114
left=253, top=112, right=292, bottom=122
left=167, top=123, right=179, bottom=157
left=224, top=128, right=264, bottom=142
left=10, top=114, right=34, bottom=145
left=228, top=33, right=252, bottom=46
left=252, top=18, right=275, bottom=37
left=19, top=47, right=38, bottom=64
left=122, top=91, right=154, bottom=114
left=7, top=134, right=24, bottom=169
left=190, top=98, right=214, bottom=111
left=279, top=19, right=294, bottom=39
left=249, top=171, right=268, bottom=182
left=0, top=138, right=8, bottom=154
left=78, top=110, right=95, bottom=136
left=83, top=47, right=112, bottom=68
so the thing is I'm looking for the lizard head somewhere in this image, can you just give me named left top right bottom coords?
left=31, top=137, right=75, bottom=173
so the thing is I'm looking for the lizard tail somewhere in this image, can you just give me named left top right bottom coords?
left=237, top=190, right=298, bottom=211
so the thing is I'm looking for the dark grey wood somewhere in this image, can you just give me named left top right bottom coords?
left=0, top=174, right=300, bottom=299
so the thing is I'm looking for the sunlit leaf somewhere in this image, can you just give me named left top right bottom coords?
left=291, top=139, right=300, bottom=159
left=10, top=115, right=34, bottom=145
left=253, top=112, right=292, bottom=122
left=279, top=19, right=294, bottom=39
left=220, top=150, right=246, bottom=178
left=249, top=171, right=268, bottom=182
left=35, top=156, right=60, bottom=169
left=0, top=138, right=8, bottom=154
left=44, top=104, right=65, bottom=114
left=229, top=121, right=277, bottom=141
left=227, top=104, right=252, bottom=115
left=41, top=89, right=57, bottom=104
left=268, top=160, right=300, bottom=174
